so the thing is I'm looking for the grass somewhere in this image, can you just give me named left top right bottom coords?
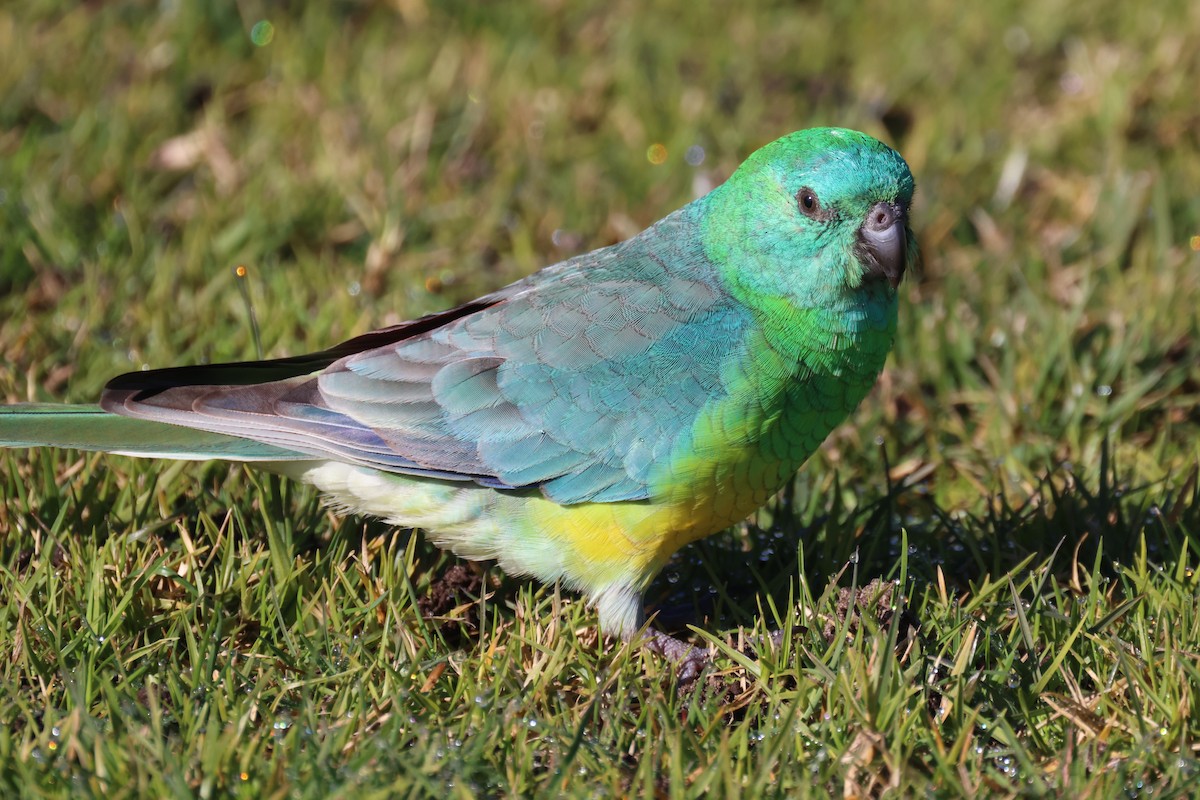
left=2, top=0, right=1199, bottom=796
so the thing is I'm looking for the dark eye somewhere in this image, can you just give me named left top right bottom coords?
left=797, top=188, right=821, bottom=216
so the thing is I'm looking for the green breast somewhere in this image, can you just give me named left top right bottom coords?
left=650, top=286, right=897, bottom=534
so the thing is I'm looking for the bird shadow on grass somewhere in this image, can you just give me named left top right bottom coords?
left=611, top=438, right=1199, bottom=723
left=645, top=439, right=1196, bottom=636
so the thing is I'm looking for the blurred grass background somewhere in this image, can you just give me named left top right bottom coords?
left=1, top=0, right=1199, bottom=796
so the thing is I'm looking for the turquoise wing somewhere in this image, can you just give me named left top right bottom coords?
left=104, top=209, right=754, bottom=504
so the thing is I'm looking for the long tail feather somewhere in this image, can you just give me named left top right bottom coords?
left=0, top=404, right=308, bottom=462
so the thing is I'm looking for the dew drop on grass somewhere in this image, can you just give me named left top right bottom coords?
left=977, top=709, right=992, bottom=731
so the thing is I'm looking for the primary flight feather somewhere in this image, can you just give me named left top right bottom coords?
left=1, top=127, right=917, bottom=662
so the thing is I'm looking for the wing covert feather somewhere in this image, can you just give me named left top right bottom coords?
left=104, top=209, right=754, bottom=504
left=316, top=209, right=746, bottom=503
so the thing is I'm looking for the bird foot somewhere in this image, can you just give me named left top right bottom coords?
left=641, top=628, right=710, bottom=686
left=638, top=625, right=804, bottom=689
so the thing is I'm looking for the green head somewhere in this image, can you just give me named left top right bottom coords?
left=703, top=127, right=917, bottom=313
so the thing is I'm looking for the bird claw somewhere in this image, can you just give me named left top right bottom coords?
left=642, top=628, right=710, bottom=686
left=640, top=626, right=801, bottom=687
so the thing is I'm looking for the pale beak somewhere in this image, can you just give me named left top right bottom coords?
left=858, top=201, right=907, bottom=289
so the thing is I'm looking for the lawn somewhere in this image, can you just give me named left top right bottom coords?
left=2, top=1, right=1199, bottom=796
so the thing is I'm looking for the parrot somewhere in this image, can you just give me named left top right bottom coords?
left=0, top=127, right=917, bottom=676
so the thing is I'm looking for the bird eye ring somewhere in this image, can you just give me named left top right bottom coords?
left=797, top=188, right=822, bottom=216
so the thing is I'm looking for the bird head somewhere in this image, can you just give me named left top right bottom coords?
left=704, top=127, right=918, bottom=309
